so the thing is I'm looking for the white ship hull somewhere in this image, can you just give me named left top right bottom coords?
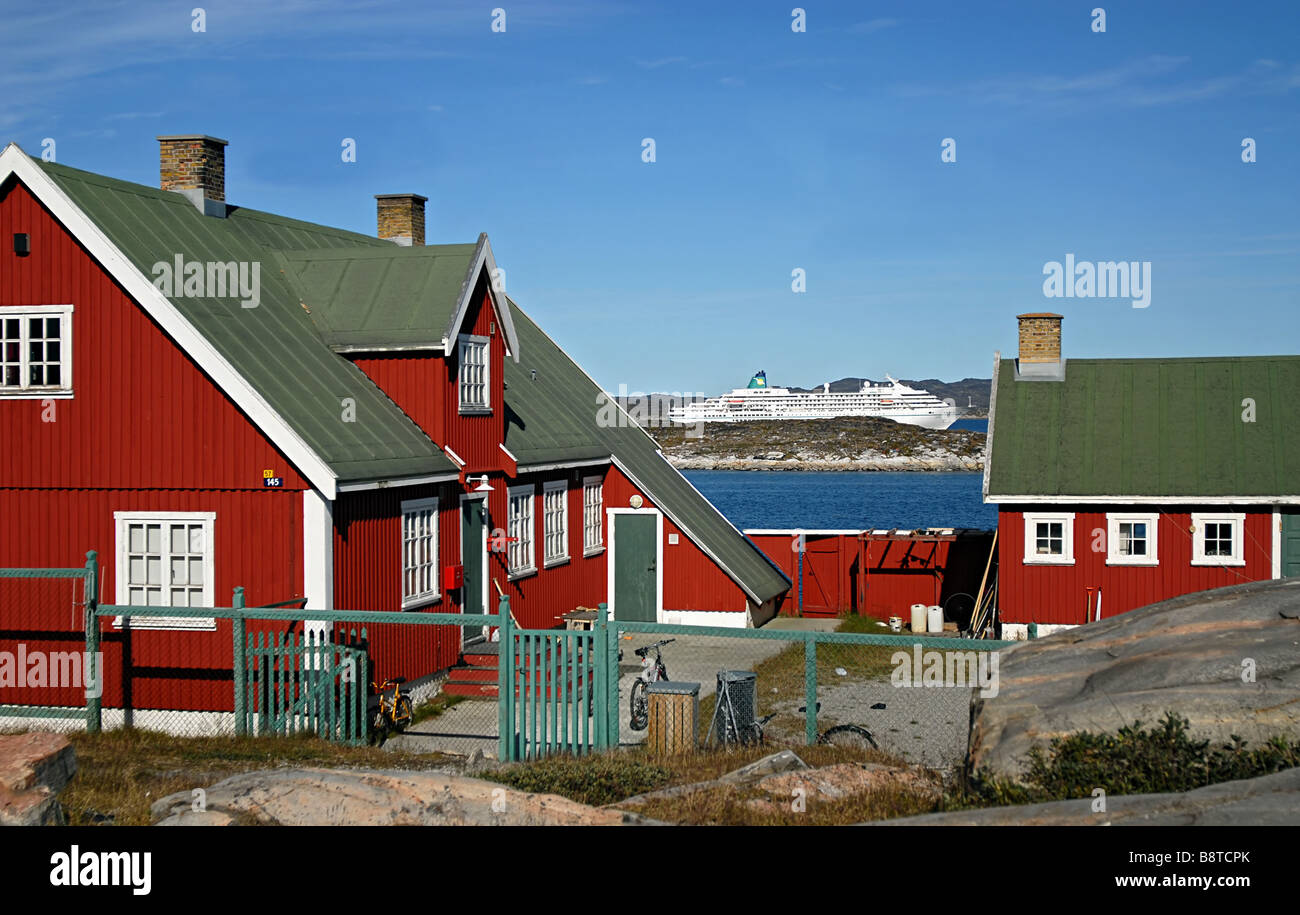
left=667, top=371, right=960, bottom=431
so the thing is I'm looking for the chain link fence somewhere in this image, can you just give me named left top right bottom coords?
left=614, top=623, right=1005, bottom=769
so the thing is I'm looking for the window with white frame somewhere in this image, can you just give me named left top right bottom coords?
left=583, top=476, right=603, bottom=555
left=457, top=334, right=490, bottom=413
left=1106, top=512, right=1159, bottom=565
left=1191, top=512, right=1245, bottom=566
left=542, top=481, right=569, bottom=566
left=0, top=306, right=73, bottom=396
left=1023, top=512, right=1075, bottom=564
left=507, top=485, right=535, bottom=576
left=114, top=512, right=215, bottom=630
left=401, top=497, right=439, bottom=607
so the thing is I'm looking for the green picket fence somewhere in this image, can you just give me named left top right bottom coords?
left=243, top=628, right=369, bottom=745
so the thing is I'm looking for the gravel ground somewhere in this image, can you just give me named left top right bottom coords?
left=763, top=680, right=973, bottom=769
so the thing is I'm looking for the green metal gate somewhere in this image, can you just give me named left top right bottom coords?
left=496, top=598, right=619, bottom=761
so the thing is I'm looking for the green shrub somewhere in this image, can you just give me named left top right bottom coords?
left=485, top=754, right=673, bottom=807
left=963, top=711, right=1300, bottom=807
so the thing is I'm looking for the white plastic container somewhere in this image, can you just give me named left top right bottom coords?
left=910, top=603, right=927, bottom=633
left=927, top=605, right=944, bottom=634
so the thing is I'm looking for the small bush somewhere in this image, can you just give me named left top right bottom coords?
left=484, top=753, right=674, bottom=807
left=961, top=711, right=1300, bottom=807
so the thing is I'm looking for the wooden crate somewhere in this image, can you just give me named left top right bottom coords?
left=647, top=681, right=700, bottom=755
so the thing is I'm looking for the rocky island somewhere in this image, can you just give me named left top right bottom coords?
left=653, top=417, right=985, bottom=472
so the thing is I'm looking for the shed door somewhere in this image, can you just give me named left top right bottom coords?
left=1282, top=512, right=1300, bottom=578
left=613, top=513, right=658, bottom=622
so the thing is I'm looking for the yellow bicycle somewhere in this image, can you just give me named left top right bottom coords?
left=369, top=677, right=413, bottom=743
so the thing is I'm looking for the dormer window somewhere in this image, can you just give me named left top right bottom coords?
left=458, top=333, right=490, bottom=414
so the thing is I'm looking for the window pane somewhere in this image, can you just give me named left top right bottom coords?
left=45, top=366, right=59, bottom=386
left=171, top=556, right=187, bottom=585
left=46, top=318, right=59, bottom=338
left=146, top=524, right=162, bottom=554
left=146, top=556, right=162, bottom=585
left=189, top=557, right=203, bottom=586
left=129, top=524, right=145, bottom=553
left=189, top=525, right=204, bottom=553
left=129, top=556, right=145, bottom=585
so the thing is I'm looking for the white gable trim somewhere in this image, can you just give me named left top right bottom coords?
left=0, top=143, right=341, bottom=499
left=444, top=234, right=520, bottom=364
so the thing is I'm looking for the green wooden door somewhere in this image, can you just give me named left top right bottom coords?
left=1282, top=512, right=1300, bottom=578
left=613, top=513, right=657, bottom=622
left=461, top=497, right=487, bottom=642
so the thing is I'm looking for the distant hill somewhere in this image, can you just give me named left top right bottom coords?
left=789, top=377, right=992, bottom=413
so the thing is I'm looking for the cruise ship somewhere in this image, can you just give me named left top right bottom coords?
left=668, top=371, right=960, bottom=430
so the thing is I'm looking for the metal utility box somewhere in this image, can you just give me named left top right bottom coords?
left=647, top=681, right=701, bottom=755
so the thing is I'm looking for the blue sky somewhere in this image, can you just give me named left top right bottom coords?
left=2, top=0, right=1297, bottom=395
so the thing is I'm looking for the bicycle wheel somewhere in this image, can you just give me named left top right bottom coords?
left=393, top=695, right=414, bottom=732
left=629, top=680, right=648, bottom=731
left=818, top=724, right=878, bottom=750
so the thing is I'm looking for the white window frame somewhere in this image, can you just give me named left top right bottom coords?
left=1191, top=512, right=1246, bottom=566
left=507, top=485, right=536, bottom=578
left=400, top=497, right=440, bottom=608
left=583, top=476, right=604, bottom=556
left=542, top=480, right=569, bottom=567
left=1023, top=511, right=1075, bottom=565
left=1106, top=512, right=1159, bottom=566
left=457, top=333, right=490, bottom=414
left=113, top=511, right=216, bottom=631
left=0, top=305, right=73, bottom=398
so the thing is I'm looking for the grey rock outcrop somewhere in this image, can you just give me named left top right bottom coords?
left=971, top=578, right=1300, bottom=781
left=151, top=767, right=644, bottom=826
left=873, top=766, right=1300, bottom=825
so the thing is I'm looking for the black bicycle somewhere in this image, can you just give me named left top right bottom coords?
left=753, top=702, right=879, bottom=750
left=628, top=638, right=675, bottom=731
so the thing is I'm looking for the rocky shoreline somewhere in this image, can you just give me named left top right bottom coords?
left=655, top=416, right=986, bottom=473
left=666, top=453, right=983, bottom=472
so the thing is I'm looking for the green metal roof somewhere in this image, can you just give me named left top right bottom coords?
left=505, top=300, right=791, bottom=604
left=276, top=244, right=477, bottom=351
left=36, top=160, right=455, bottom=484
left=987, top=356, right=1300, bottom=499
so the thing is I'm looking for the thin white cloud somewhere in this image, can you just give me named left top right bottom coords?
left=634, top=56, right=686, bottom=69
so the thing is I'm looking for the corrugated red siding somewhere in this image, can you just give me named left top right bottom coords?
left=332, top=484, right=462, bottom=681
left=350, top=353, right=440, bottom=441
left=998, top=505, right=1274, bottom=625
left=0, top=488, right=303, bottom=711
left=0, top=177, right=308, bottom=491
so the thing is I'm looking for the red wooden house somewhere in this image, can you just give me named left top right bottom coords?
left=985, top=313, right=1300, bottom=638
left=0, top=135, right=788, bottom=725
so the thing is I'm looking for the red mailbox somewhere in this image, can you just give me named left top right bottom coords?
left=443, top=564, right=464, bottom=591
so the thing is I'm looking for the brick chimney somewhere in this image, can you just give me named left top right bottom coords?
left=1017, top=313, right=1063, bottom=364
left=375, top=194, right=427, bottom=246
left=157, top=135, right=228, bottom=217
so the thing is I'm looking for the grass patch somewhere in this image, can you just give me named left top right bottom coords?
left=953, top=712, right=1300, bottom=809
left=62, top=728, right=454, bottom=826
left=634, top=776, right=939, bottom=826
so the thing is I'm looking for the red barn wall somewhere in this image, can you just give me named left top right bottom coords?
left=997, top=505, right=1274, bottom=625
left=332, top=483, right=462, bottom=682
left=0, top=177, right=308, bottom=491
left=349, top=353, right=440, bottom=444
left=0, top=487, right=304, bottom=711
